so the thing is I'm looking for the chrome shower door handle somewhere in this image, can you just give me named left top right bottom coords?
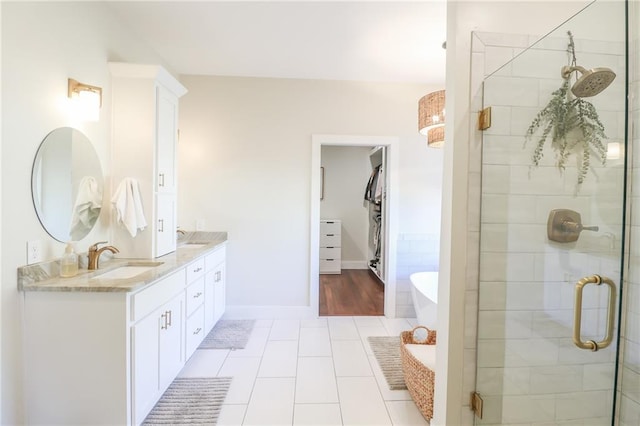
left=573, top=274, right=616, bottom=351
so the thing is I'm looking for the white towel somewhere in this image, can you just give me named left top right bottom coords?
left=69, top=176, right=102, bottom=240
left=111, top=178, right=147, bottom=237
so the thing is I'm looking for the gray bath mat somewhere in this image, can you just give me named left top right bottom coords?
left=198, top=319, right=255, bottom=350
left=143, top=376, right=232, bottom=425
left=368, top=336, right=407, bottom=390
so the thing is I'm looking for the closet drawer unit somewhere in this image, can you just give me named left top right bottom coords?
left=320, top=220, right=341, bottom=235
left=320, top=247, right=341, bottom=259
left=320, top=233, right=341, bottom=247
left=320, top=219, right=342, bottom=274
left=320, top=259, right=341, bottom=274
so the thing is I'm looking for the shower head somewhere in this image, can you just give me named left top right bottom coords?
left=561, top=65, right=616, bottom=98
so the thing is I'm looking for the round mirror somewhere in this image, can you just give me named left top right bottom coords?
left=31, top=127, right=103, bottom=242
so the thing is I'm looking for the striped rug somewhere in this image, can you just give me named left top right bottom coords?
left=143, top=377, right=232, bottom=425
left=199, top=319, right=255, bottom=350
left=368, top=336, right=408, bottom=390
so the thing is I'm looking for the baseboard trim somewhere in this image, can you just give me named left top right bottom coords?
left=341, top=261, right=368, bottom=269
left=223, top=305, right=316, bottom=319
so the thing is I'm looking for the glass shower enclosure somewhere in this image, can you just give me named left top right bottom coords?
left=474, top=1, right=638, bottom=424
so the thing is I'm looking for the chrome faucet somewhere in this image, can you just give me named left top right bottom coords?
left=88, top=241, right=120, bottom=270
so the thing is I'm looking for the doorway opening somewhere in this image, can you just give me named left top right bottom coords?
left=309, top=134, right=398, bottom=318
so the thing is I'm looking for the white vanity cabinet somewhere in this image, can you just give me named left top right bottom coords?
left=109, top=62, right=187, bottom=259
left=205, top=244, right=227, bottom=331
left=22, top=267, right=187, bottom=426
left=131, top=270, right=186, bottom=425
left=20, top=240, right=228, bottom=426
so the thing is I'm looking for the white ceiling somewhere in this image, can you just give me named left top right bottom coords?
left=108, top=1, right=447, bottom=84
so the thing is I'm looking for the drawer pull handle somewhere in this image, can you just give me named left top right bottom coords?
left=193, top=327, right=202, bottom=335
left=326, top=246, right=334, bottom=249
left=326, top=233, right=334, bottom=236
left=158, top=219, right=164, bottom=232
left=166, top=310, right=172, bottom=327
left=327, top=259, right=334, bottom=261
left=193, top=266, right=203, bottom=273
left=215, top=271, right=222, bottom=282
left=159, top=173, right=165, bottom=187
left=193, top=292, right=203, bottom=298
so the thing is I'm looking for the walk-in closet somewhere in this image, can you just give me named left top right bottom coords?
left=318, top=145, right=388, bottom=315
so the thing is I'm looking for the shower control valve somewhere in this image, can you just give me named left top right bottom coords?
left=547, top=209, right=598, bottom=243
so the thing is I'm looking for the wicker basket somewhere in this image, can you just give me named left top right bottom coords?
left=400, top=326, right=436, bottom=420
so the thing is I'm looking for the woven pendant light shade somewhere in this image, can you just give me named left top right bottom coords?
left=418, top=90, right=445, bottom=148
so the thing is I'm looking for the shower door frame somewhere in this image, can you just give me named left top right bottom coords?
left=471, top=5, right=630, bottom=423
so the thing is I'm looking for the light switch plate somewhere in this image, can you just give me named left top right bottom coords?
left=27, top=240, right=43, bottom=264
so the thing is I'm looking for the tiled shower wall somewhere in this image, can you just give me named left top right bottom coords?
left=620, top=1, right=640, bottom=423
left=395, top=233, right=440, bottom=318
left=468, top=27, right=628, bottom=425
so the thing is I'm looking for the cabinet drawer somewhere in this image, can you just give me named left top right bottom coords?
left=320, top=220, right=341, bottom=235
left=186, top=258, right=205, bottom=282
left=320, top=233, right=341, bottom=247
left=320, top=259, right=341, bottom=274
left=132, top=269, right=186, bottom=322
left=205, top=245, right=226, bottom=271
left=320, top=247, right=341, bottom=260
left=186, top=305, right=205, bottom=357
left=186, top=276, right=205, bottom=316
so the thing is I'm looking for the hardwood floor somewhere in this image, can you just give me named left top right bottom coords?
left=319, top=269, right=384, bottom=316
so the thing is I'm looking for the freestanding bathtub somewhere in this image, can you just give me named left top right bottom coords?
left=409, top=272, right=438, bottom=329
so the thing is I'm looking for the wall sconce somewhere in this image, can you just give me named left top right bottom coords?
left=418, top=90, right=445, bottom=148
left=68, top=78, right=102, bottom=122
left=607, top=142, right=621, bottom=160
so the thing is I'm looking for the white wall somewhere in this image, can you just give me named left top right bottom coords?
left=177, top=75, right=443, bottom=311
left=1, top=3, right=165, bottom=423
left=320, top=146, right=371, bottom=267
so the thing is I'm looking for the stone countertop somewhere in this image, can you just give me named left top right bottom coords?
left=18, top=232, right=227, bottom=293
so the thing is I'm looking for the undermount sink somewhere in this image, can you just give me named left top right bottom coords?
left=179, top=241, right=208, bottom=248
left=93, top=262, right=163, bottom=280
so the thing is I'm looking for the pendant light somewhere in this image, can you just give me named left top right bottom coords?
left=418, top=90, right=445, bottom=148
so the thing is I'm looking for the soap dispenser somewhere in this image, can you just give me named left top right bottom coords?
left=60, top=242, right=79, bottom=278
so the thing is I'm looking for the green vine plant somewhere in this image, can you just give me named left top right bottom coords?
left=525, top=32, right=608, bottom=189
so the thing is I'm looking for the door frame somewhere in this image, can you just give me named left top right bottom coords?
left=309, top=134, right=398, bottom=317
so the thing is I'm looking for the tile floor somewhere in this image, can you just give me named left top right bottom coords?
left=177, top=316, right=429, bottom=425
